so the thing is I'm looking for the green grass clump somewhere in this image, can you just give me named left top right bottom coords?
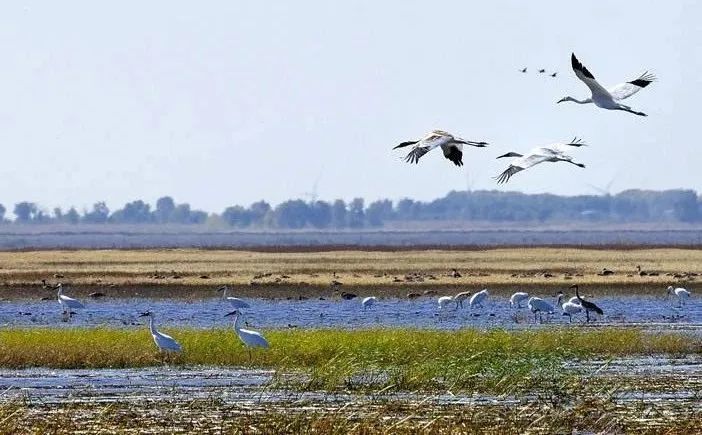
left=0, top=328, right=698, bottom=392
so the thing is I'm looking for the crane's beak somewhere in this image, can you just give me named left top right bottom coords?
left=138, top=312, right=150, bottom=317
left=557, top=97, right=567, bottom=104
left=224, top=311, right=238, bottom=317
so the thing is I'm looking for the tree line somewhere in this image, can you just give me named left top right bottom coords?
left=1, top=189, right=701, bottom=228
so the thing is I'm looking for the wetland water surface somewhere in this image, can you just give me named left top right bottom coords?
left=1, top=295, right=700, bottom=330
left=2, top=356, right=701, bottom=408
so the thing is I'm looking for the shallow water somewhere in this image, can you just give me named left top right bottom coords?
left=2, top=356, right=701, bottom=407
left=1, top=295, right=700, bottom=330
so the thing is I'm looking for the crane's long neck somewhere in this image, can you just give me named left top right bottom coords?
left=230, top=313, right=241, bottom=332
left=148, top=316, right=157, bottom=335
left=574, top=286, right=582, bottom=300
left=563, top=96, right=592, bottom=104
left=57, top=286, right=62, bottom=297
left=221, top=287, right=228, bottom=300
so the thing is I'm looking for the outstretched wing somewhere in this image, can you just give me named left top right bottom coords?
left=402, top=146, right=431, bottom=164
left=494, top=165, right=523, bottom=184
left=571, top=53, right=612, bottom=100
left=549, top=138, right=587, bottom=154
left=441, top=144, right=463, bottom=166
left=608, top=71, right=655, bottom=101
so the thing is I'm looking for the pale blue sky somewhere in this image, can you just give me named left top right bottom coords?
left=0, top=1, right=699, bottom=212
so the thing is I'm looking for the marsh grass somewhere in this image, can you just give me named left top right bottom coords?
left=0, top=328, right=698, bottom=393
left=1, top=391, right=701, bottom=434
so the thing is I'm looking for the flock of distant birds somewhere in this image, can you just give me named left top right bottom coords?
left=519, top=67, right=558, bottom=77
left=393, top=53, right=656, bottom=182
left=41, top=277, right=692, bottom=357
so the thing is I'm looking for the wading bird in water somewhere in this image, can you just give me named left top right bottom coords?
left=667, top=286, right=690, bottom=307
left=527, top=297, right=554, bottom=323
left=217, top=285, right=251, bottom=309
left=570, top=284, right=603, bottom=322
left=56, top=283, right=84, bottom=320
left=510, top=292, right=529, bottom=309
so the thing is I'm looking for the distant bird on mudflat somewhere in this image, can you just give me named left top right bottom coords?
left=217, top=285, right=251, bottom=309
left=361, top=296, right=377, bottom=309
left=538, top=68, right=546, bottom=73
left=557, top=291, right=583, bottom=323
left=393, top=130, right=488, bottom=167
left=570, top=284, right=603, bottom=322
left=494, top=137, right=587, bottom=184
left=438, top=295, right=457, bottom=310
left=558, top=53, right=655, bottom=117
left=453, top=291, right=471, bottom=309
left=519, top=67, right=528, bottom=73
left=510, top=292, right=529, bottom=309
left=469, top=289, right=489, bottom=309
left=56, top=283, right=84, bottom=317
left=527, top=297, right=554, bottom=323
left=667, top=286, right=690, bottom=307
left=550, top=72, right=557, bottom=78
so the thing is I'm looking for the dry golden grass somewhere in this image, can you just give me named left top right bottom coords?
left=0, top=248, right=699, bottom=298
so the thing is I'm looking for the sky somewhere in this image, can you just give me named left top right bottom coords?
left=0, top=1, right=700, bottom=213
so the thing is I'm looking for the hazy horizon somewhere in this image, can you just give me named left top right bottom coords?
left=1, top=1, right=699, bottom=213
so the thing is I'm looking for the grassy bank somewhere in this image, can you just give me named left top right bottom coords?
left=0, top=328, right=698, bottom=392
left=0, top=247, right=700, bottom=299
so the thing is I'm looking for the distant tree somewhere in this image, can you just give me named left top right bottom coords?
left=671, top=190, right=700, bottom=222
left=274, top=200, right=309, bottom=229
left=154, top=196, right=176, bottom=223
left=33, top=210, right=51, bottom=224
left=0, top=204, right=5, bottom=223
left=189, top=209, right=208, bottom=224
left=348, top=198, right=365, bottom=229
left=222, top=205, right=251, bottom=227
left=395, top=198, right=416, bottom=220
left=14, top=202, right=38, bottom=223
left=365, top=199, right=393, bottom=227
left=308, top=201, right=332, bottom=229
left=53, top=207, right=63, bottom=222
left=331, top=199, right=347, bottom=229
left=110, top=200, right=152, bottom=224
left=65, top=207, right=80, bottom=225
left=169, top=204, right=189, bottom=224
left=248, top=201, right=271, bottom=226
left=83, top=202, right=110, bottom=224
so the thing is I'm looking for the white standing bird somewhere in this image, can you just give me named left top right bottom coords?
left=469, top=289, right=489, bottom=309
left=438, top=295, right=457, bottom=310
left=556, top=292, right=583, bottom=323
left=393, top=130, right=488, bottom=167
left=56, top=283, right=84, bottom=317
left=217, top=285, right=251, bottom=309
left=494, top=138, right=587, bottom=184
left=558, top=53, right=655, bottom=117
left=527, top=297, right=555, bottom=323
left=139, top=311, right=182, bottom=353
left=361, top=296, right=377, bottom=310
left=453, top=291, right=472, bottom=308
left=667, top=286, right=690, bottom=307
left=510, top=292, right=529, bottom=309
left=225, top=310, right=269, bottom=359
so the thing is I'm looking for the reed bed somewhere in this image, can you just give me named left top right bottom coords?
left=0, top=328, right=698, bottom=392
